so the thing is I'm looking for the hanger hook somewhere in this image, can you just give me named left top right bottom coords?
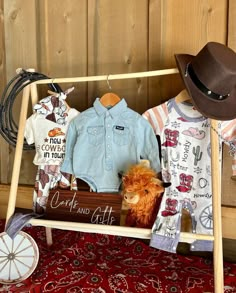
left=50, top=78, right=58, bottom=93
left=106, top=74, right=112, bottom=90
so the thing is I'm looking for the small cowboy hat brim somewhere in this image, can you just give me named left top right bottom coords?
left=175, top=53, right=236, bottom=120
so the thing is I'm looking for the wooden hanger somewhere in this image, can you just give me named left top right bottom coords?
left=100, top=92, right=121, bottom=107
left=100, top=75, right=121, bottom=107
left=175, top=89, right=191, bottom=103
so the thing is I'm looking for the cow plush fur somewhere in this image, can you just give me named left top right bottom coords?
left=122, top=161, right=165, bottom=228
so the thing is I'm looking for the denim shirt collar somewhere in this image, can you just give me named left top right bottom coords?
left=94, top=98, right=127, bottom=118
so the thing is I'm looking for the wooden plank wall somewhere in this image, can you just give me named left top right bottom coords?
left=228, top=0, right=236, bottom=51
left=0, top=0, right=232, bottom=186
left=0, top=0, right=7, bottom=184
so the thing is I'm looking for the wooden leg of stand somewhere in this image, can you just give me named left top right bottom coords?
left=210, top=119, right=224, bottom=293
left=46, top=227, right=53, bottom=246
left=6, top=86, right=30, bottom=224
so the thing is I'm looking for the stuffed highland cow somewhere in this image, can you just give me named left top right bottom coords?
left=122, top=160, right=167, bottom=228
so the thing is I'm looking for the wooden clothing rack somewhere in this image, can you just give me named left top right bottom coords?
left=5, top=68, right=223, bottom=292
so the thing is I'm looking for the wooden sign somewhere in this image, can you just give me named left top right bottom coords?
left=45, top=189, right=122, bottom=225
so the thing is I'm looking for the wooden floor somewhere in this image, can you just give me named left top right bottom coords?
left=1, top=183, right=236, bottom=262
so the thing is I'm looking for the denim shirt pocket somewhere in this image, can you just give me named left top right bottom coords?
left=87, top=126, right=104, bottom=146
left=113, top=125, right=129, bottom=146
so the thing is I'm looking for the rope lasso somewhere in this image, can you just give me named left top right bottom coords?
left=0, top=69, right=62, bottom=150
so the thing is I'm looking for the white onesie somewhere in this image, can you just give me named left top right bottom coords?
left=24, top=93, right=79, bottom=213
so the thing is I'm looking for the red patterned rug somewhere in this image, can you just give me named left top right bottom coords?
left=0, top=220, right=236, bottom=293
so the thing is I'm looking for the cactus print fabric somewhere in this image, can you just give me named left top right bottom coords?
left=143, top=97, right=236, bottom=253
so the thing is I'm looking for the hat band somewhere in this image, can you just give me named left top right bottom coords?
left=186, top=63, right=229, bottom=101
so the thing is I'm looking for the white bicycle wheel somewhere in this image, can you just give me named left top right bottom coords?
left=0, top=231, right=39, bottom=284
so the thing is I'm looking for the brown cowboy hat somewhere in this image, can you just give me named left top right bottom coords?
left=175, top=42, right=236, bottom=120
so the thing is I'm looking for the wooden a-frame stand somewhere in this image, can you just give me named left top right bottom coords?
left=5, top=68, right=224, bottom=292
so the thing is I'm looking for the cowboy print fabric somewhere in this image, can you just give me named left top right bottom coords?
left=25, top=92, right=79, bottom=166
left=33, top=87, right=74, bottom=125
left=143, top=97, right=236, bottom=253
left=33, top=165, right=77, bottom=213
left=24, top=91, right=79, bottom=213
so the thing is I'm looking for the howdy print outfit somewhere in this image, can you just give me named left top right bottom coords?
left=143, top=98, right=236, bottom=253
left=25, top=92, right=79, bottom=213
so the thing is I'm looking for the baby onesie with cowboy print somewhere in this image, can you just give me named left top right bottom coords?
left=143, top=97, right=236, bottom=253
left=24, top=89, right=79, bottom=213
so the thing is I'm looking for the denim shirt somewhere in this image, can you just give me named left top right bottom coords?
left=61, top=98, right=161, bottom=192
